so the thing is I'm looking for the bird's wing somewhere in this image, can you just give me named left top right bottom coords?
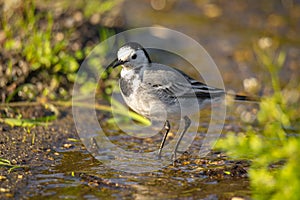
left=142, top=64, right=225, bottom=101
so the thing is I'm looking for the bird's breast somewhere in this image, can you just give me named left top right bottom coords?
left=119, top=78, right=134, bottom=97
left=119, top=76, right=155, bottom=117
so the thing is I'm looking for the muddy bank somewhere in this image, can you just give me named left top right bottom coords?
left=0, top=107, right=251, bottom=199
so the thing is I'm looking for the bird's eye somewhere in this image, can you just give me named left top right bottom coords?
left=131, top=54, right=137, bottom=59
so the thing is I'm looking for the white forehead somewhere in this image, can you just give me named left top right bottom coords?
left=117, top=46, right=135, bottom=61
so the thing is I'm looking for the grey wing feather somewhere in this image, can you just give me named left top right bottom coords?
left=184, top=76, right=225, bottom=99
left=142, top=64, right=225, bottom=101
left=172, top=67, right=225, bottom=98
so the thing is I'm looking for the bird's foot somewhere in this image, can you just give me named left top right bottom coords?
left=171, top=150, right=187, bottom=165
left=157, top=148, right=163, bottom=159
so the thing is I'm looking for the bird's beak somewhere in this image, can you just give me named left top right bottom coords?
left=107, top=58, right=126, bottom=69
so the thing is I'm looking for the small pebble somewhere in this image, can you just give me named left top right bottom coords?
left=73, top=11, right=83, bottom=22
left=11, top=159, right=17, bottom=165
left=232, top=197, right=245, bottom=200
left=0, top=188, right=10, bottom=193
left=63, top=143, right=73, bottom=148
left=0, top=175, right=6, bottom=181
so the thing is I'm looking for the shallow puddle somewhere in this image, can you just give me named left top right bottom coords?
left=28, top=148, right=250, bottom=199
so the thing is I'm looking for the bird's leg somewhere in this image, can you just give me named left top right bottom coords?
left=157, top=120, right=170, bottom=159
left=171, top=116, right=191, bottom=163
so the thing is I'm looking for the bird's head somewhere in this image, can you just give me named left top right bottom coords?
left=108, top=42, right=151, bottom=69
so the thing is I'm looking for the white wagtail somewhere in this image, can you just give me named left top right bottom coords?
left=108, top=42, right=258, bottom=162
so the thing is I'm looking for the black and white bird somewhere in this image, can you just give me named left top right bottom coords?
left=108, top=42, right=257, bottom=162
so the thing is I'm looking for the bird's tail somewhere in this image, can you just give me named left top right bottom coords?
left=227, top=92, right=261, bottom=102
